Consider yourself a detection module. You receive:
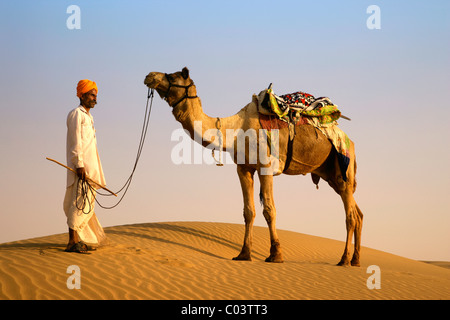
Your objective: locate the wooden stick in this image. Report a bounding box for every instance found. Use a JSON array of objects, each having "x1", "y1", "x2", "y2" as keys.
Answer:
[{"x1": 46, "y1": 157, "x2": 117, "y2": 197}]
